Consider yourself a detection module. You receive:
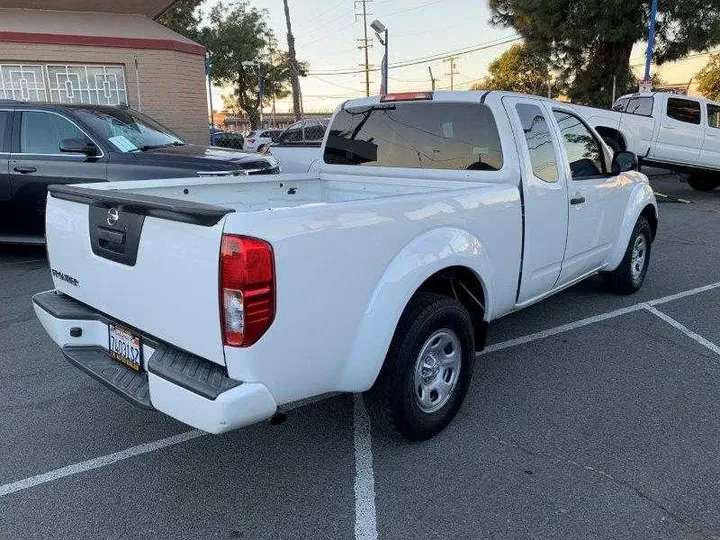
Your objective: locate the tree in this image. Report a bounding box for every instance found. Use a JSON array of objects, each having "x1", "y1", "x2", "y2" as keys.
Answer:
[
  {"x1": 201, "y1": 3, "x2": 306, "y2": 129},
  {"x1": 489, "y1": 0, "x2": 720, "y2": 106},
  {"x1": 471, "y1": 43, "x2": 549, "y2": 95},
  {"x1": 156, "y1": 0, "x2": 203, "y2": 40},
  {"x1": 697, "y1": 53, "x2": 720, "y2": 100}
]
